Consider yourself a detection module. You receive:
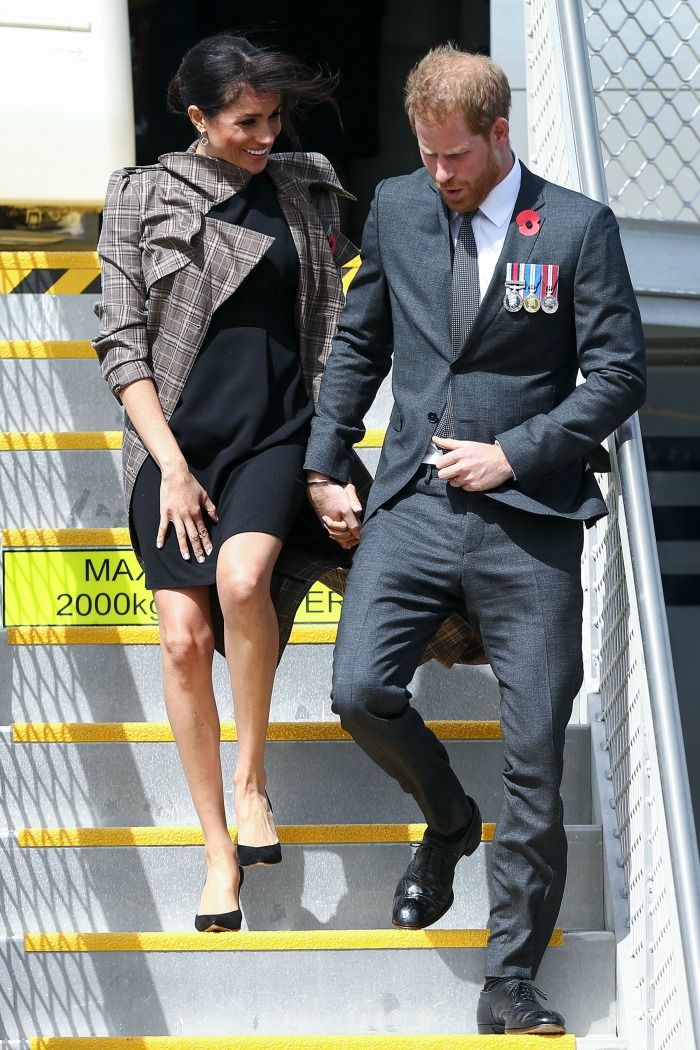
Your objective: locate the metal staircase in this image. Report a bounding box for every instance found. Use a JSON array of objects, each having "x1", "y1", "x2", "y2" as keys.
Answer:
[
  {"x1": 0, "y1": 1, "x2": 698, "y2": 1047},
  {"x1": 0, "y1": 263, "x2": 615, "y2": 1045}
]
